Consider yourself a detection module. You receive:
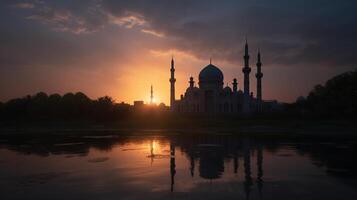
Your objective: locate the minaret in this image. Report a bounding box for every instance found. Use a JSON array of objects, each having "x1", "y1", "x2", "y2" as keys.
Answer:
[
  {"x1": 256, "y1": 49, "x2": 263, "y2": 112},
  {"x1": 242, "y1": 38, "x2": 251, "y2": 113},
  {"x1": 170, "y1": 57, "x2": 176, "y2": 110},
  {"x1": 189, "y1": 76, "x2": 194, "y2": 88},
  {"x1": 150, "y1": 84, "x2": 154, "y2": 104},
  {"x1": 232, "y1": 78, "x2": 238, "y2": 93}
]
